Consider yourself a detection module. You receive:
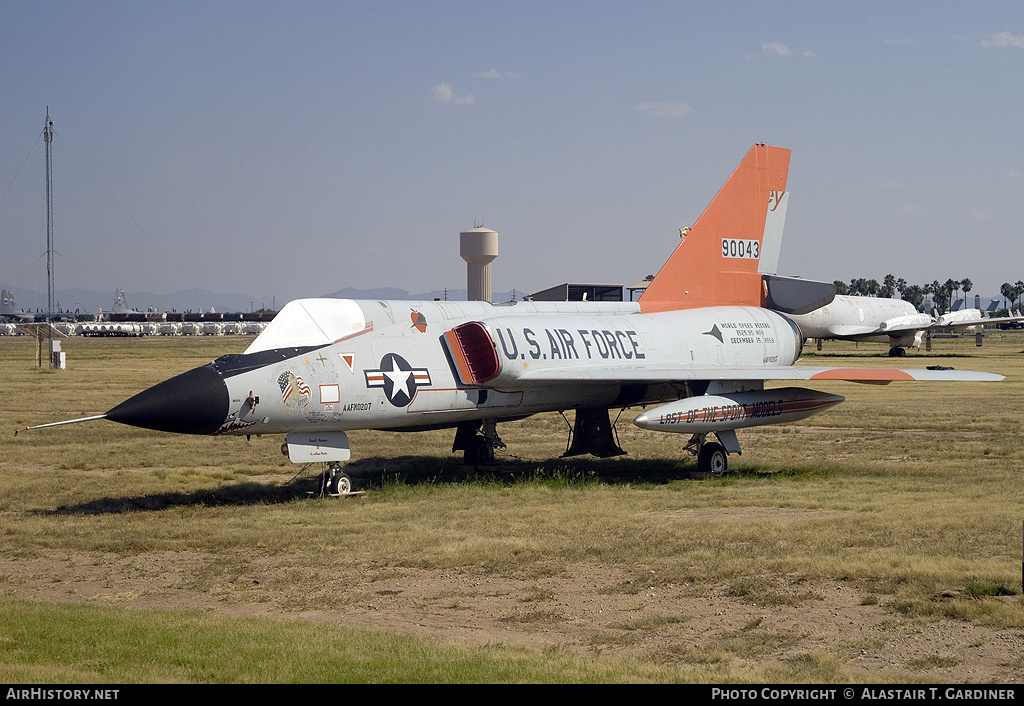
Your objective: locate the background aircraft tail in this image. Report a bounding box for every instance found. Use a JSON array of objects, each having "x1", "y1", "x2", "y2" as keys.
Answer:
[{"x1": 639, "y1": 144, "x2": 791, "y2": 313}]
